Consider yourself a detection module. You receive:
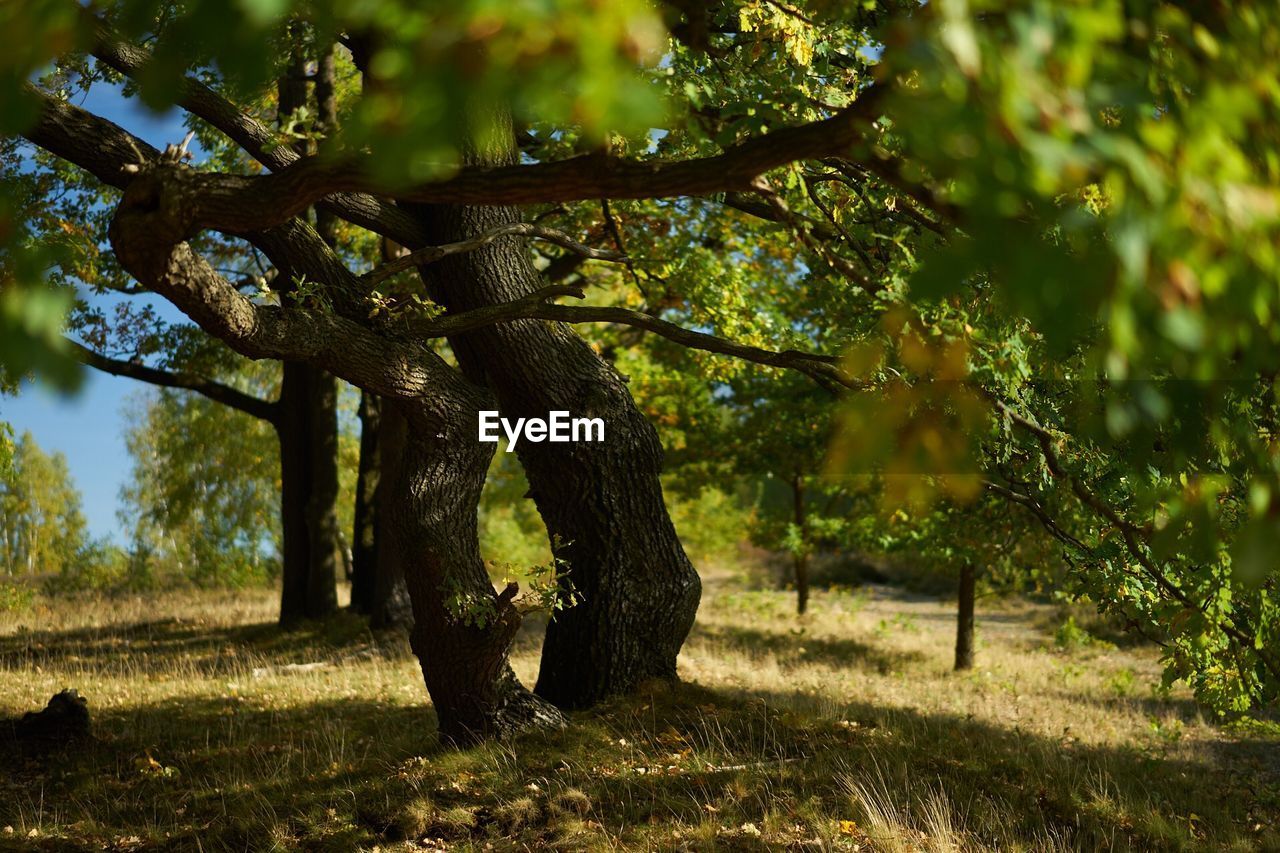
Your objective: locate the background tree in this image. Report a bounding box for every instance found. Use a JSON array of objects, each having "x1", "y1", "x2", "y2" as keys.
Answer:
[
  {"x1": 0, "y1": 431, "x2": 87, "y2": 577},
  {"x1": 120, "y1": 381, "x2": 283, "y2": 589}
]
